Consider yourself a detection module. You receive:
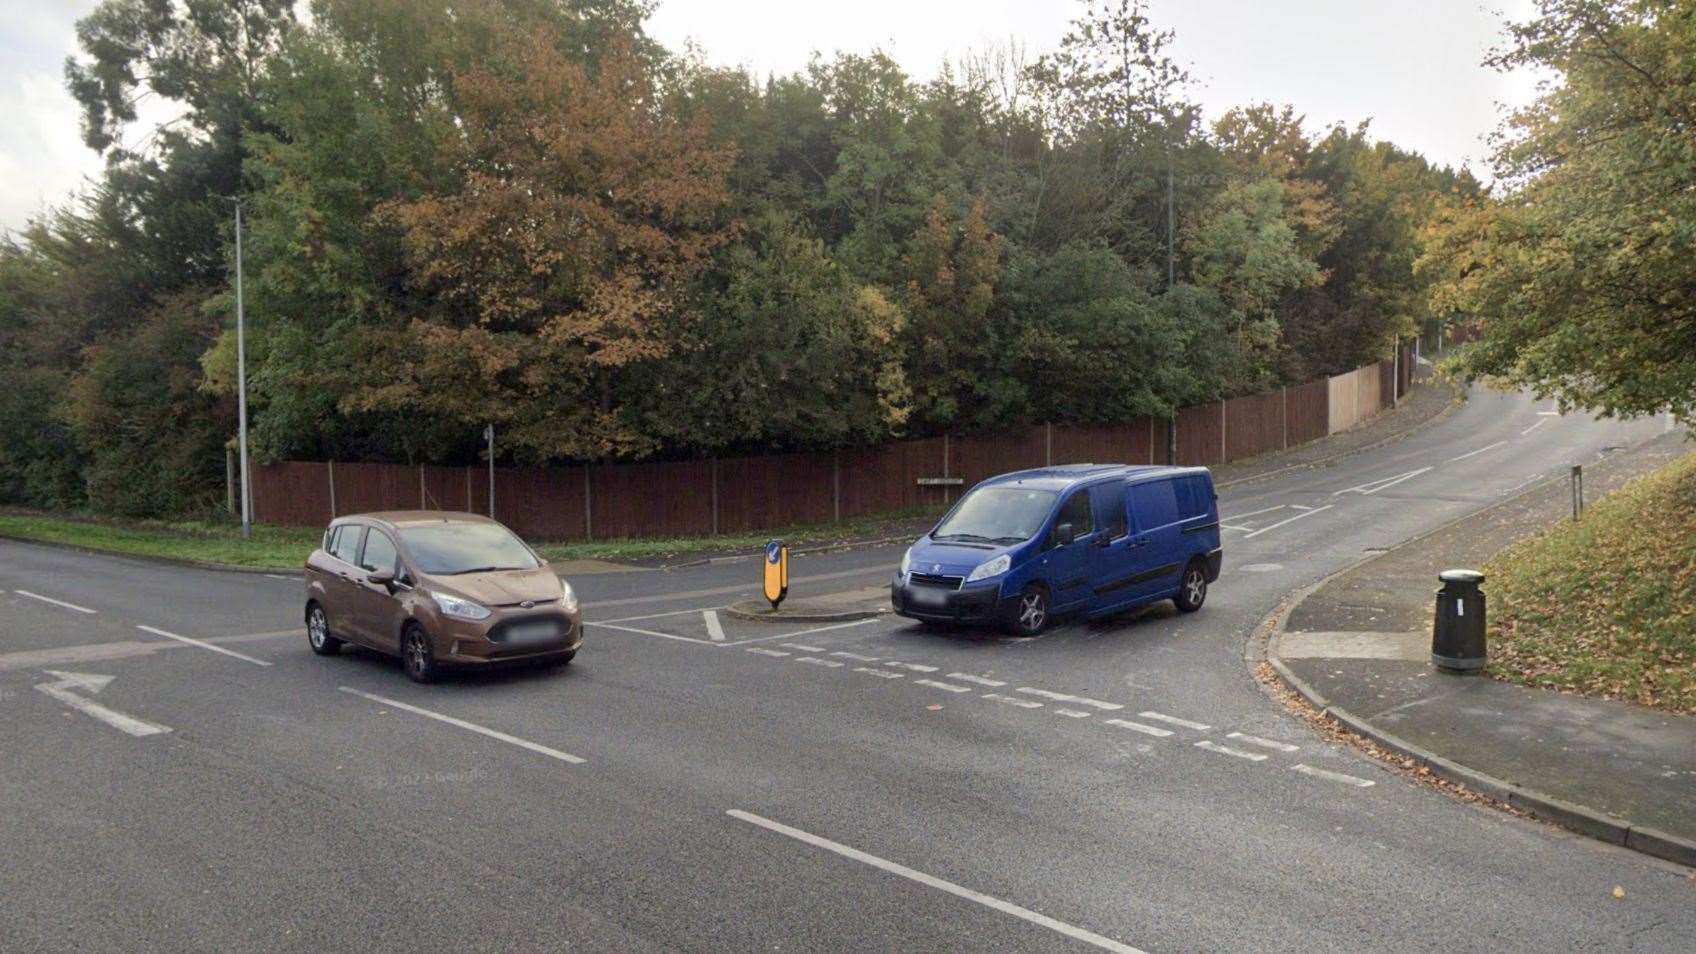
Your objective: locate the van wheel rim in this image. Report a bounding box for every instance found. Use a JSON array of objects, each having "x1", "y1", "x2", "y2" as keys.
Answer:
[
  {"x1": 1185, "y1": 571, "x2": 1206, "y2": 604},
  {"x1": 1019, "y1": 593, "x2": 1045, "y2": 631},
  {"x1": 406, "y1": 633, "x2": 428, "y2": 674},
  {"x1": 308, "y1": 609, "x2": 327, "y2": 648}
]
